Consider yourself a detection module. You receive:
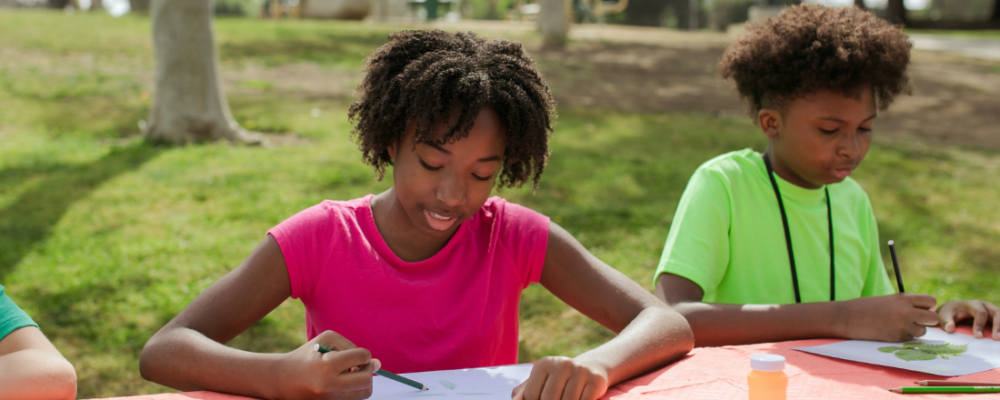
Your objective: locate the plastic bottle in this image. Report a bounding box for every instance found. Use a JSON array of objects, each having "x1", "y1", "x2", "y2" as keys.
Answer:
[{"x1": 748, "y1": 354, "x2": 788, "y2": 400}]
